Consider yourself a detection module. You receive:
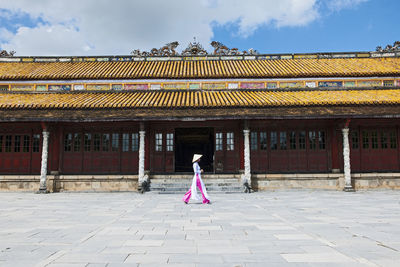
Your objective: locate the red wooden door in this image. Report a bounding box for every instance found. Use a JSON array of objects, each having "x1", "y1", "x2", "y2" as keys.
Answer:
[
  {"x1": 307, "y1": 130, "x2": 329, "y2": 171},
  {"x1": 250, "y1": 129, "x2": 329, "y2": 173},
  {"x1": 0, "y1": 133, "x2": 38, "y2": 174},
  {"x1": 359, "y1": 128, "x2": 399, "y2": 171},
  {"x1": 165, "y1": 133, "x2": 175, "y2": 173},
  {"x1": 62, "y1": 133, "x2": 83, "y2": 174},
  {"x1": 349, "y1": 129, "x2": 361, "y2": 171},
  {"x1": 250, "y1": 131, "x2": 268, "y2": 173},
  {"x1": 91, "y1": 133, "x2": 119, "y2": 173},
  {"x1": 120, "y1": 133, "x2": 139, "y2": 173},
  {"x1": 30, "y1": 133, "x2": 42, "y2": 174},
  {"x1": 213, "y1": 129, "x2": 239, "y2": 173},
  {"x1": 151, "y1": 131, "x2": 165, "y2": 173},
  {"x1": 224, "y1": 131, "x2": 239, "y2": 172},
  {"x1": 150, "y1": 130, "x2": 175, "y2": 173},
  {"x1": 214, "y1": 131, "x2": 224, "y2": 173},
  {"x1": 269, "y1": 131, "x2": 289, "y2": 172},
  {"x1": 62, "y1": 131, "x2": 122, "y2": 174}
]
